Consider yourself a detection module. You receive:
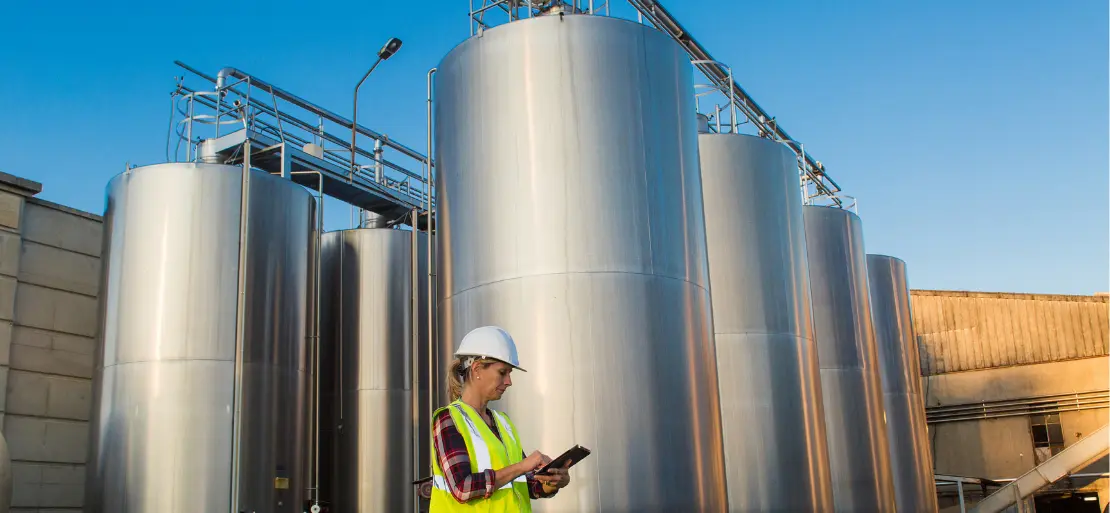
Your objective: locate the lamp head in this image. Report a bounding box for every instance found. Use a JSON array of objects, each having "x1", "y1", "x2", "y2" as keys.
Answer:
[{"x1": 378, "y1": 37, "x2": 403, "y2": 60}]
